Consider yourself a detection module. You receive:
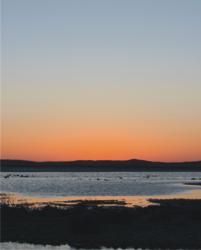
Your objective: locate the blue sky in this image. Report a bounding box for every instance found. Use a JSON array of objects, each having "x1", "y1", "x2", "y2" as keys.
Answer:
[{"x1": 2, "y1": 0, "x2": 201, "y2": 161}]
